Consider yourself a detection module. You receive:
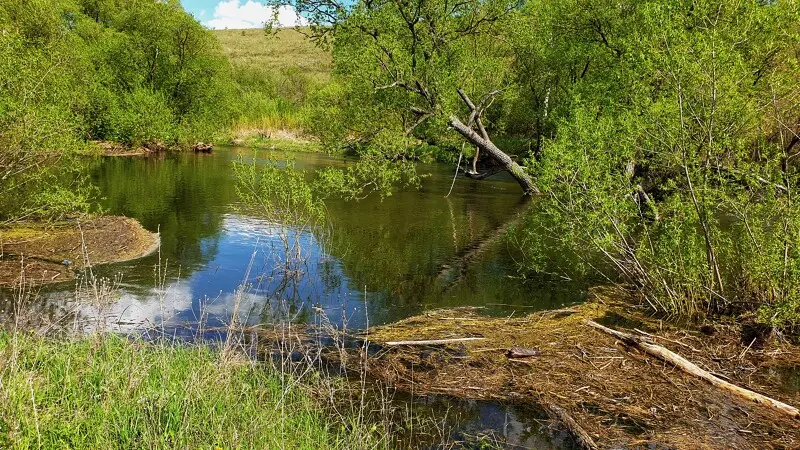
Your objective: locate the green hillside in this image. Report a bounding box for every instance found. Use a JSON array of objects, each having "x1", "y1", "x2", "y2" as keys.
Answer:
[{"x1": 213, "y1": 28, "x2": 331, "y2": 82}]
